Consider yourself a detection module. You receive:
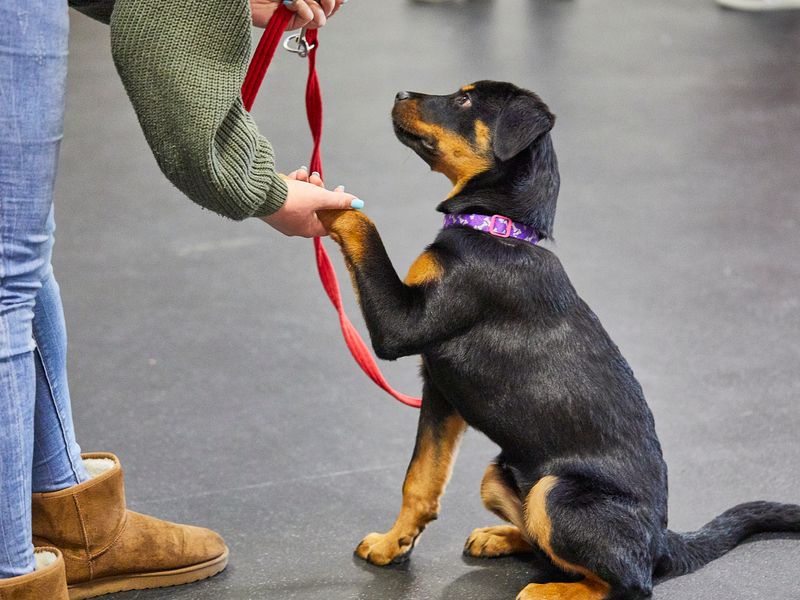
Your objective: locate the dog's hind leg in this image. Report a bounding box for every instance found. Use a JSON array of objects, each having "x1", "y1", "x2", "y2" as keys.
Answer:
[
  {"x1": 464, "y1": 462, "x2": 535, "y2": 558},
  {"x1": 355, "y1": 382, "x2": 466, "y2": 566},
  {"x1": 518, "y1": 476, "x2": 655, "y2": 600}
]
